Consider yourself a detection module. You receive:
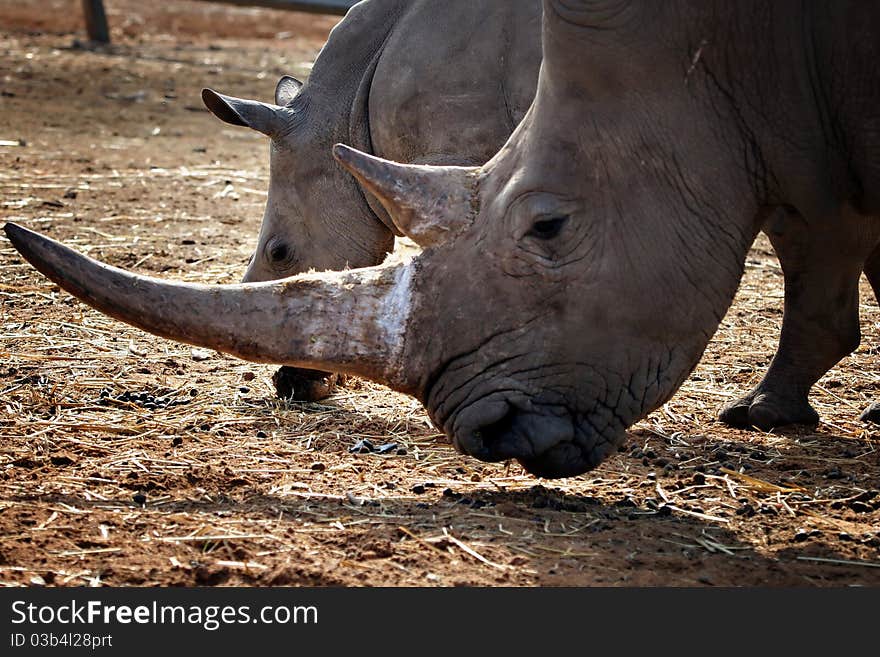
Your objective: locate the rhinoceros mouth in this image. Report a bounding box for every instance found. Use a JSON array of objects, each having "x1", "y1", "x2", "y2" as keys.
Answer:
[{"x1": 446, "y1": 395, "x2": 625, "y2": 478}]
